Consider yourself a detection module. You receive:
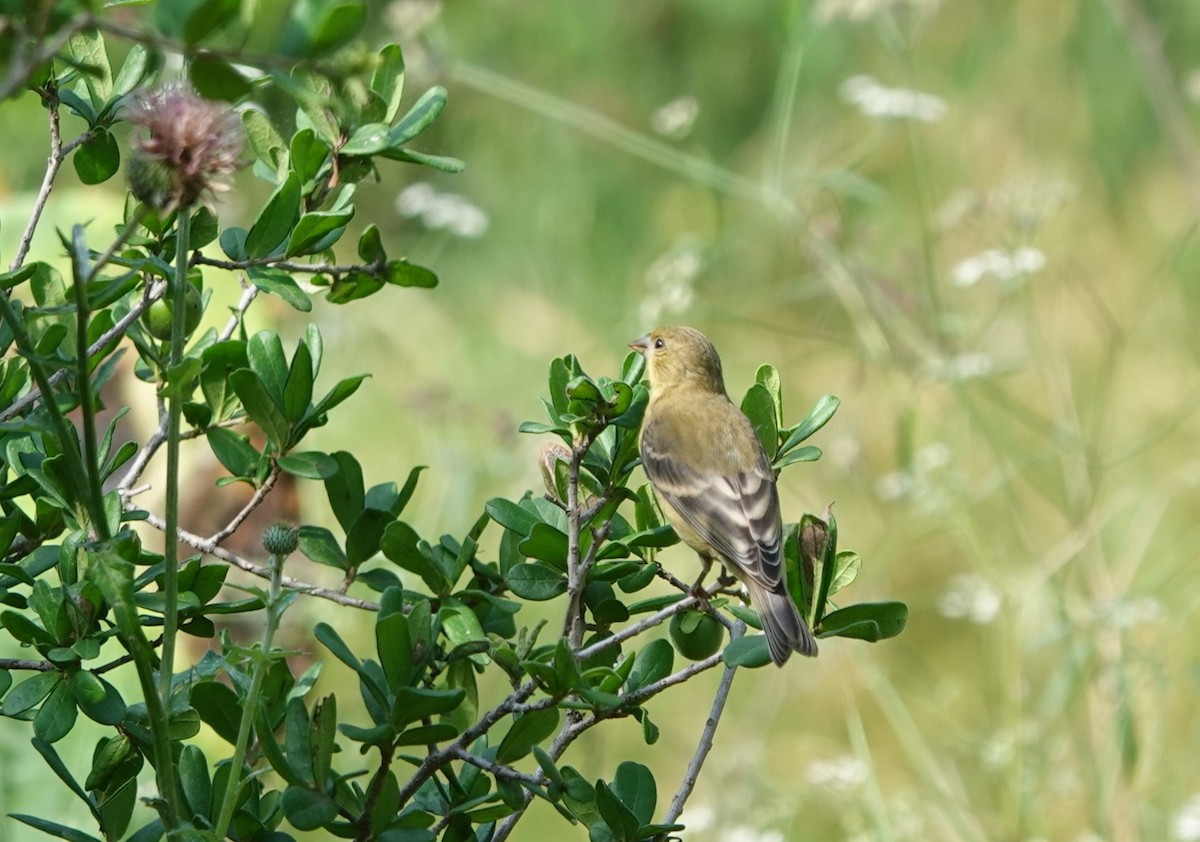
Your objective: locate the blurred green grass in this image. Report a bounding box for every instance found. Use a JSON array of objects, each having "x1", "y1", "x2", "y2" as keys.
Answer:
[{"x1": 6, "y1": 0, "x2": 1200, "y2": 839}]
